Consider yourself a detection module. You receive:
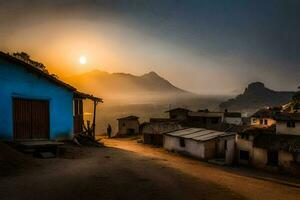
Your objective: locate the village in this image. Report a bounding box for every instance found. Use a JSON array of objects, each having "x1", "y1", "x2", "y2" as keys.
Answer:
[{"x1": 1, "y1": 51, "x2": 300, "y2": 200}]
